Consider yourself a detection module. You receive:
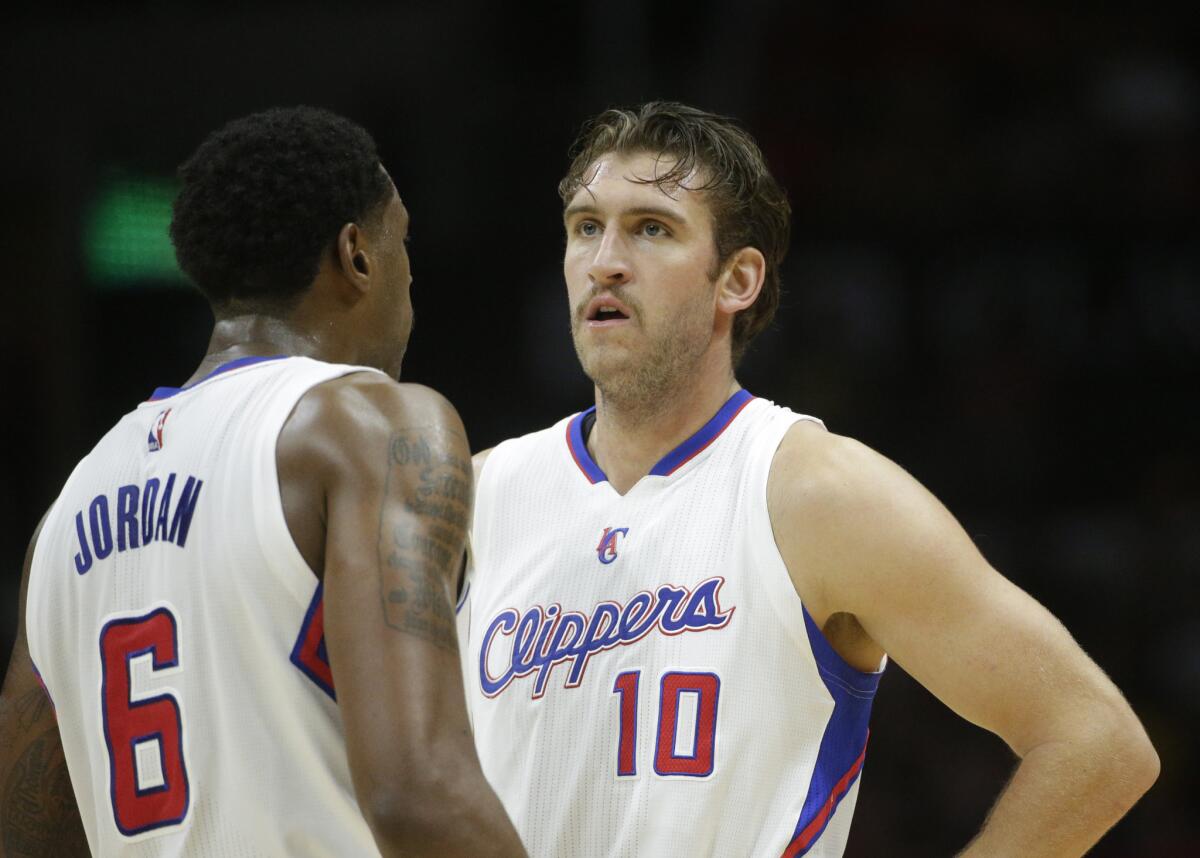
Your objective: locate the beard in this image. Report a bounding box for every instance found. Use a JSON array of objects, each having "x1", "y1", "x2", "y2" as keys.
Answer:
[{"x1": 571, "y1": 286, "x2": 715, "y2": 416}]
